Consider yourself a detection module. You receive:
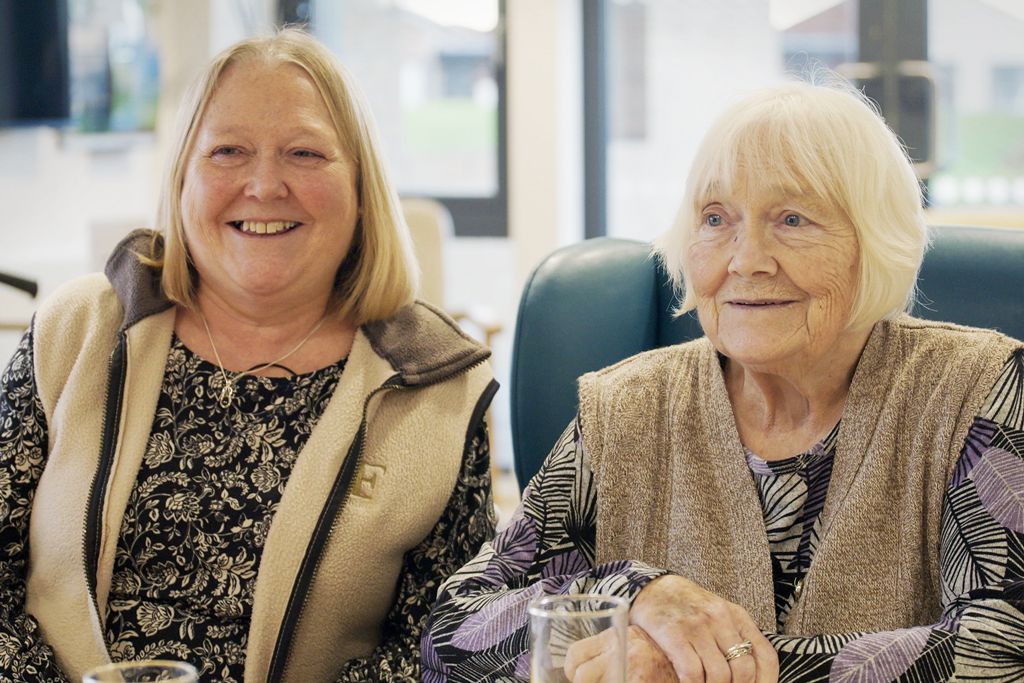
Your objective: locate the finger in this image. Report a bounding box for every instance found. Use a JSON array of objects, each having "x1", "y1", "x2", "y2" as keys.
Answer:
[
  {"x1": 751, "y1": 640, "x2": 779, "y2": 683},
  {"x1": 662, "y1": 640, "x2": 706, "y2": 683},
  {"x1": 627, "y1": 627, "x2": 680, "y2": 682},
  {"x1": 597, "y1": 624, "x2": 629, "y2": 678},
  {"x1": 724, "y1": 639, "x2": 757, "y2": 683},
  {"x1": 711, "y1": 625, "x2": 756, "y2": 683},
  {"x1": 565, "y1": 633, "x2": 606, "y2": 679},
  {"x1": 572, "y1": 650, "x2": 612, "y2": 683},
  {"x1": 690, "y1": 631, "x2": 732, "y2": 683},
  {"x1": 730, "y1": 606, "x2": 778, "y2": 683},
  {"x1": 740, "y1": 627, "x2": 778, "y2": 683}
]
